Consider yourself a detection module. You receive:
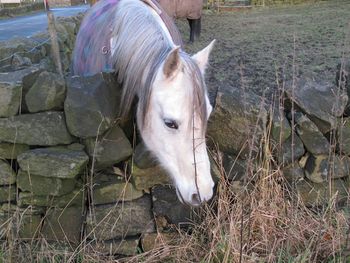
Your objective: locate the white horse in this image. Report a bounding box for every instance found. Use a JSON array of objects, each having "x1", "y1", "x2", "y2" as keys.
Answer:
[{"x1": 72, "y1": 0, "x2": 215, "y2": 206}]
